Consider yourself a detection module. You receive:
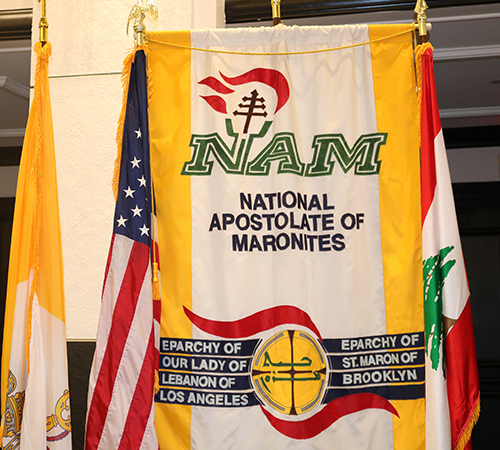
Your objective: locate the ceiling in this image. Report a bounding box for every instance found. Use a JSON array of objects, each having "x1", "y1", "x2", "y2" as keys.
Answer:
[{"x1": 1, "y1": 2, "x2": 499, "y2": 151}]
